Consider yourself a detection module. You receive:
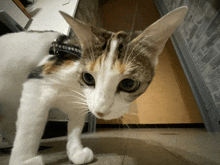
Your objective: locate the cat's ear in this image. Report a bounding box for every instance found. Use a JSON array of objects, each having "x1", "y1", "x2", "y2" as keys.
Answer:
[
  {"x1": 59, "y1": 11, "x2": 110, "y2": 49},
  {"x1": 130, "y1": 6, "x2": 188, "y2": 68}
]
